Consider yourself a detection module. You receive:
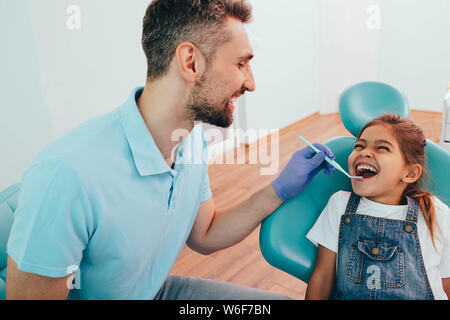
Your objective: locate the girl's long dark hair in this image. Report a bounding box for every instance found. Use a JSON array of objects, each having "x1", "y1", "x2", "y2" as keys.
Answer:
[{"x1": 358, "y1": 113, "x2": 441, "y2": 249}]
